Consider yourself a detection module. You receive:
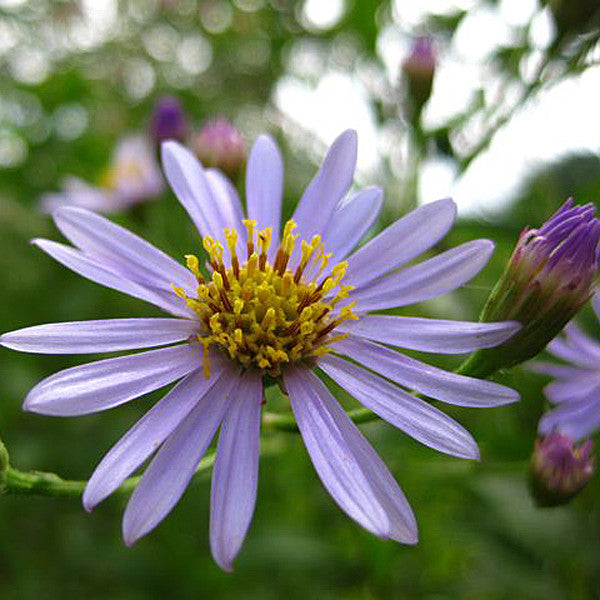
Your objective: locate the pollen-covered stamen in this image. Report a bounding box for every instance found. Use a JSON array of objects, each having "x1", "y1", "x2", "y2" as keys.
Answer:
[
  {"x1": 185, "y1": 254, "x2": 205, "y2": 284},
  {"x1": 273, "y1": 221, "x2": 297, "y2": 276},
  {"x1": 225, "y1": 228, "x2": 240, "y2": 280},
  {"x1": 244, "y1": 219, "x2": 256, "y2": 259},
  {"x1": 295, "y1": 234, "x2": 321, "y2": 283},
  {"x1": 258, "y1": 228, "x2": 271, "y2": 271},
  {"x1": 178, "y1": 219, "x2": 359, "y2": 377}
]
